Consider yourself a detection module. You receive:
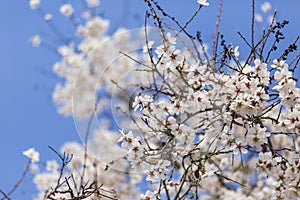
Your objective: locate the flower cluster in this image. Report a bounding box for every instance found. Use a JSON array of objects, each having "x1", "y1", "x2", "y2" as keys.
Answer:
[{"x1": 31, "y1": 128, "x2": 140, "y2": 199}]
